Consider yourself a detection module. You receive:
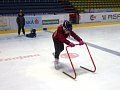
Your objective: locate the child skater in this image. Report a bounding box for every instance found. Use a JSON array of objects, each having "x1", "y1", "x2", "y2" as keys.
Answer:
[{"x1": 52, "y1": 20, "x2": 84, "y2": 70}]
